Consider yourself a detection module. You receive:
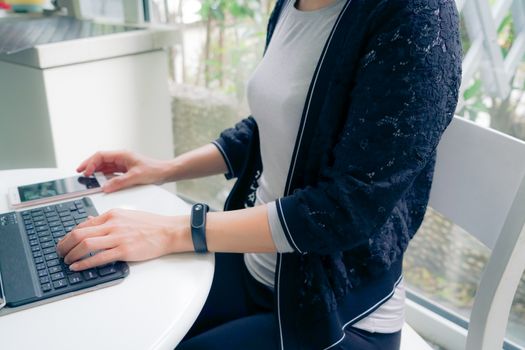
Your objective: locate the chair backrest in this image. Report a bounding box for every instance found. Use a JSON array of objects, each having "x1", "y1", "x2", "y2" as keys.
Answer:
[{"x1": 427, "y1": 116, "x2": 525, "y2": 350}]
